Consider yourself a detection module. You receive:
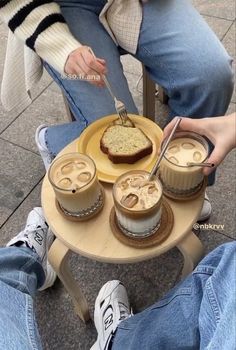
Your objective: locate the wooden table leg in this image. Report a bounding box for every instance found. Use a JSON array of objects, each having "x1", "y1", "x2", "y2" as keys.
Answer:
[
  {"x1": 177, "y1": 231, "x2": 204, "y2": 279},
  {"x1": 48, "y1": 238, "x2": 90, "y2": 322}
]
